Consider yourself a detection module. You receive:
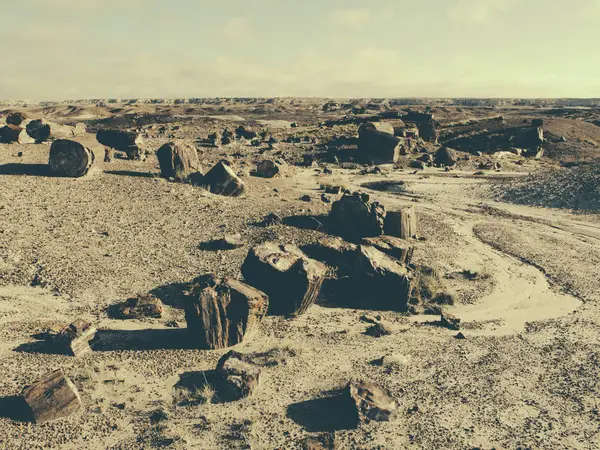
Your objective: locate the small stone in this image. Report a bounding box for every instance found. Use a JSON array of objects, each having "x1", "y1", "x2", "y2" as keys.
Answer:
[
  {"x1": 321, "y1": 194, "x2": 331, "y2": 203},
  {"x1": 300, "y1": 194, "x2": 312, "y2": 202},
  {"x1": 345, "y1": 379, "x2": 397, "y2": 422},
  {"x1": 216, "y1": 351, "x2": 262, "y2": 401},
  {"x1": 54, "y1": 319, "x2": 97, "y2": 357},
  {"x1": 455, "y1": 332, "x2": 466, "y2": 339},
  {"x1": 441, "y1": 312, "x2": 461, "y2": 330},
  {"x1": 366, "y1": 322, "x2": 392, "y2": 338},
  {"x1": 113, "y1": 294, "x2": 164, "y2": 319}
]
